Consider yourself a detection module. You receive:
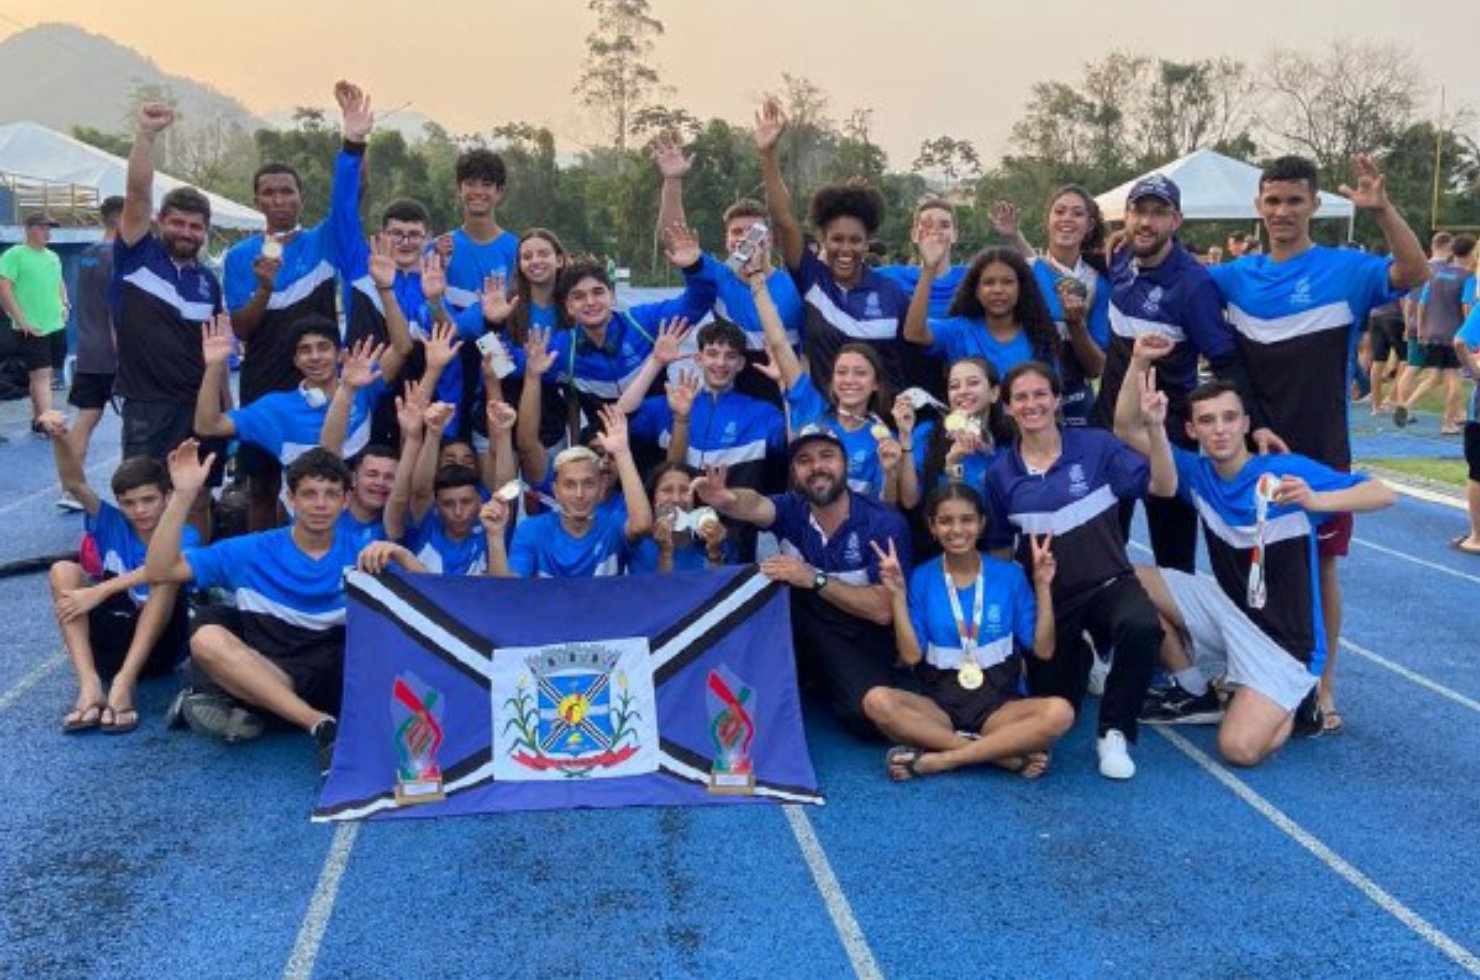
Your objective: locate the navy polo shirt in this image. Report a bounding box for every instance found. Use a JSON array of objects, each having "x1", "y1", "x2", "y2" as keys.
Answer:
[{"x1": 112, "y1": 233, "x2": 223, "y2": 403}]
